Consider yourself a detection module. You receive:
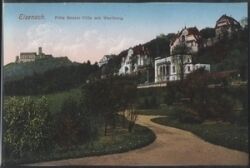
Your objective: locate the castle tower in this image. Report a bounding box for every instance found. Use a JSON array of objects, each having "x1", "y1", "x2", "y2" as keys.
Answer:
[{"x1": 38, "y1": 47, "x2": 42, "y2": 55}]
